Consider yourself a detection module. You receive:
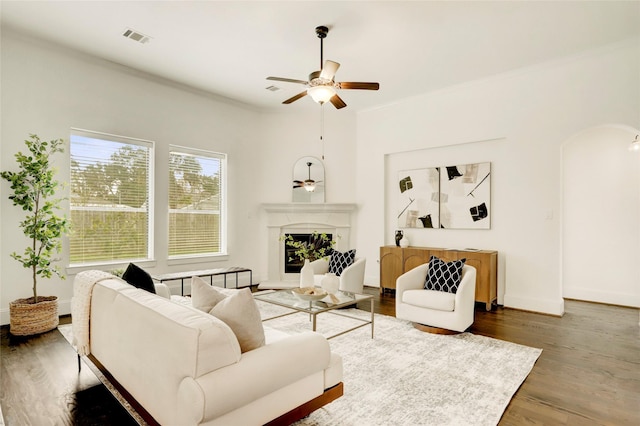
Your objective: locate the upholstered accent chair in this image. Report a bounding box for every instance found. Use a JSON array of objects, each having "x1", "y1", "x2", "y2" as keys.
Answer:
[
  {"x1": 396, "y1": 263, "x2": 477, "y2": 332},
  {"x1": 310, "y1": 257, "x2": 366, "y2": 294}
]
